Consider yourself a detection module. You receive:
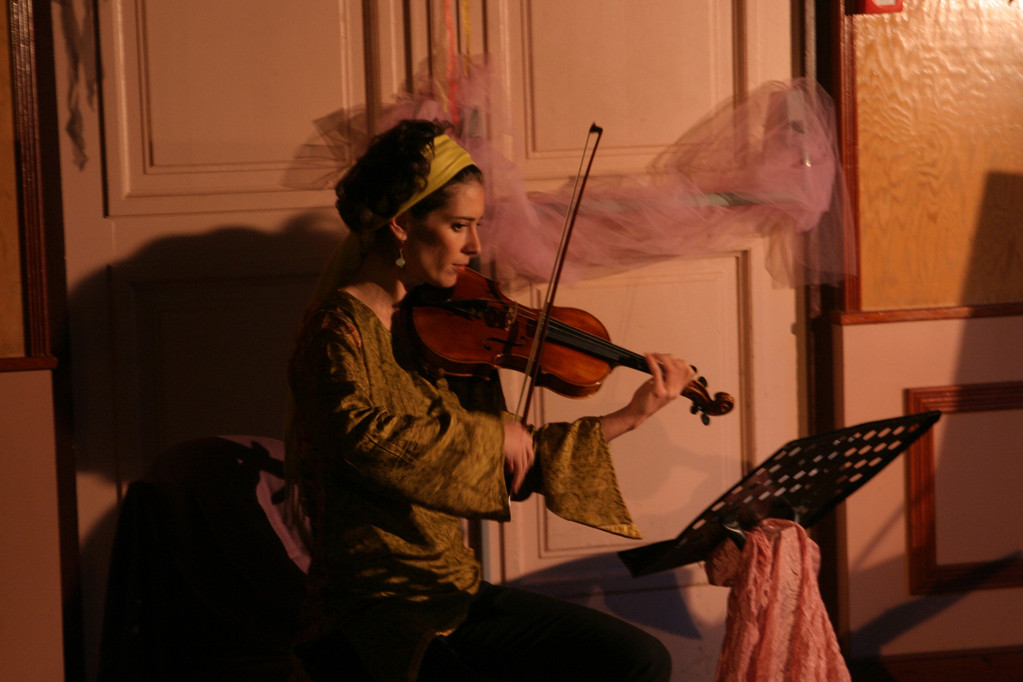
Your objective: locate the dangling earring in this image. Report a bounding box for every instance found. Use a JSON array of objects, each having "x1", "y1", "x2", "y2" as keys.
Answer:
[{"x1": 395, "y1": 241, "x2": 406, "y2": 269}]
